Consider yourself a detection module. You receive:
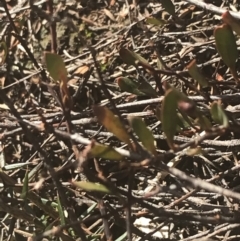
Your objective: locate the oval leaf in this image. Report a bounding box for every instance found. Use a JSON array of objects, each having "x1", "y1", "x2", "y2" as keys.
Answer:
[
  {"x1": 117, "y1": 77, "x2": 157, "y2": 97},
  {"x1": 44, "y1": 52, "x2": 68, "y2": 83},
  {"x1": 72, "y1": 181, "x2": 111, "y2": 194},
  {"x1": 117, "y1": 77, "x2": 145, "y2": 96},
  {"x1": 161, "y1": 89, "x2": 178, "y2": 150},
  {"x1": 210, "y1": 102, "x2": 229, "y2": 127},
  {"x1": 214, "y1": 24, "x2": 238, "y2": 70},
  {"x1": 146, "y1": 17, "x2": 166, "y2": 26},
  {"x1": 93, "y1": 106, "x2": 131, "y2": 145},
  {"x1": 128, "y1": 116, "x2": 156, "y2": 155},
  {"x1": 187, "y1": 59, "x2": 209, "y2": 87},
  {"x1": 160, "y1": 0, "x2": 175, "y2": 16},
  {"x1": 119, "y1": 48, "x2": 152, "y2": 70},
  {"x1": 161, "y1": 87, "x2": 197, "y2": 150}
]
